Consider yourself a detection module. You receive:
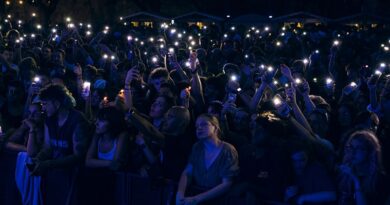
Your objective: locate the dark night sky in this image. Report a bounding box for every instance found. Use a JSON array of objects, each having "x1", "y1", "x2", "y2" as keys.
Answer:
[{"x1": 2, "y1": 0, "x2": 390, "y2": 23}]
